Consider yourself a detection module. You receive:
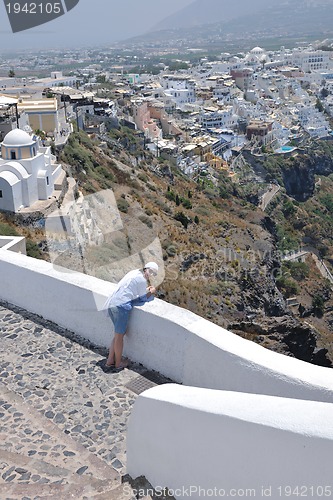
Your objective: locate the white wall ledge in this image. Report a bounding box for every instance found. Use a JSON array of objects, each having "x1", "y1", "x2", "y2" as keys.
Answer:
[
  {"x1": 2, "y1": 251, "x2": 333, "y2": 498},
  {"x1": 127, "y1": 385, "x2": 333, "y2": 500},
  {"x1": 0, "y1": 236, "x2": 26, "y2": 253}
]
